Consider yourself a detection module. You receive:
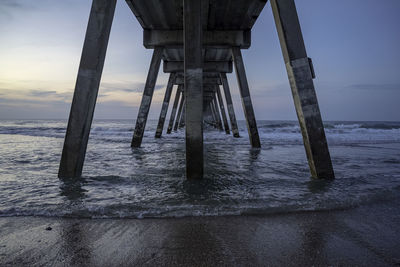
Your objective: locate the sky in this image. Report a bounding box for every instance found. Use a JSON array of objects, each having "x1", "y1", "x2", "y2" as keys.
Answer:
[{"x1": 0, "y1": 0, "x2": 399, "y2": 121}]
